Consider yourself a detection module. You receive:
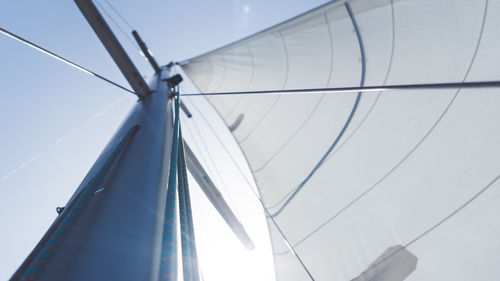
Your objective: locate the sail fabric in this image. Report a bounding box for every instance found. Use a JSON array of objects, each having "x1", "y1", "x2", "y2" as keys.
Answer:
[{"x1": 181, "y1": 0, "x2": 500, "y2": 280}]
